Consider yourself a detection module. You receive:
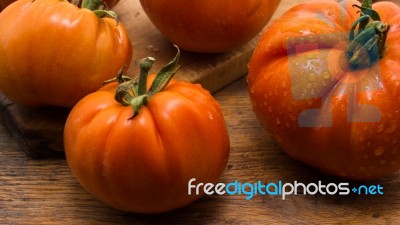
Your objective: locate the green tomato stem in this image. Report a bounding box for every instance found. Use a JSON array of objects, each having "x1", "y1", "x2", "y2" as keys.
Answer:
[
  {"x1": 112, "y1": 45, "x2": 181, "y2": 118},
  {"x1": 81, "y1": 0, "x2": 118, "y2": 20},
  {"x1": 148, "y1": 49, "x2": 180, "y2": 97},
  {"x1": 81, "y1": 0, "x2": 102, "y2": 10},
  {"x1": 346, "y1": 0, "x2": 389, "y2": 70},
  {"x1": 138, "y1": 57, "x2": 156, "y2": 96}
]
